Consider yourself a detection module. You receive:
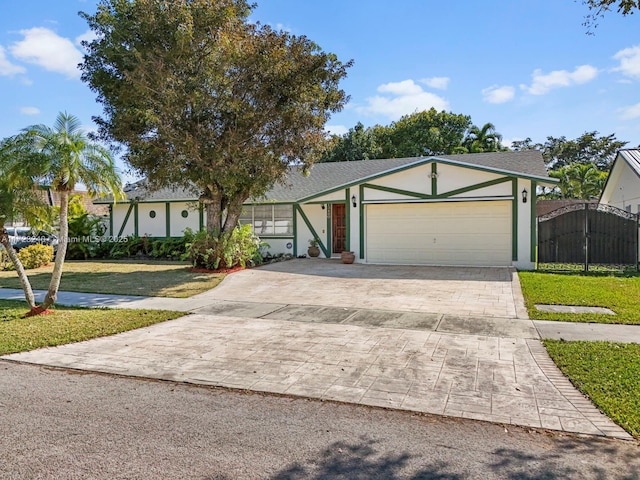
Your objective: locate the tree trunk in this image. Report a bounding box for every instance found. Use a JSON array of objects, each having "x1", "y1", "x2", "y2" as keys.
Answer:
[
  {"x1": 0, "y1": 232, "x2": 36, "y2": 308},
  {"x1": 41, "y1": 190, "x2": 69, "y2": 310},
  {"x1": 203, "y1": 190, "x2": 224, "y2": 236},
  {"x1": 222, "y1": 196, "x2": 246, "y2": 234}
]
